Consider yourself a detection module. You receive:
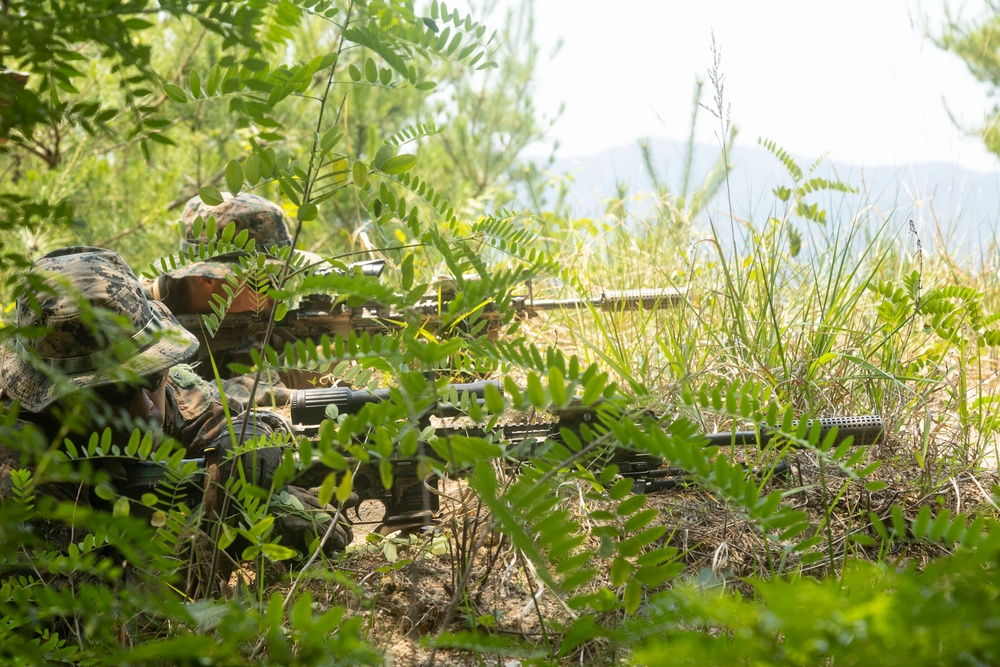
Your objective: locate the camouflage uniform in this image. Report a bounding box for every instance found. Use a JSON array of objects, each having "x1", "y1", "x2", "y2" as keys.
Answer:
[
  {"x1": 147, "y1": 193, "x2": 325, "y2": 406},
  {"x1": 0, "y1": 247, "x2": 351, "y2": 560},
  {"x1": 0, "y1": 365, "x2": 243, "y2": 498},
  {"x1": 152, "y1": 276, "x2": 294, "y2": 408}
]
